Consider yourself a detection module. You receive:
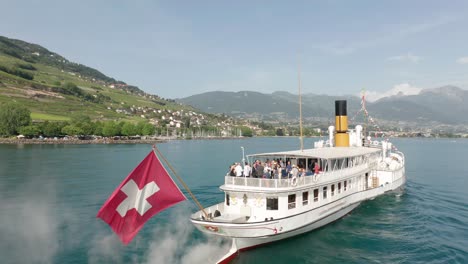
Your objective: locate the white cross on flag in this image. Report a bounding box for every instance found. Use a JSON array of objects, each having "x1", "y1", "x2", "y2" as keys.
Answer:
[{"x1": 97, "y1": 150, "x2": 186, "y2": 244}]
